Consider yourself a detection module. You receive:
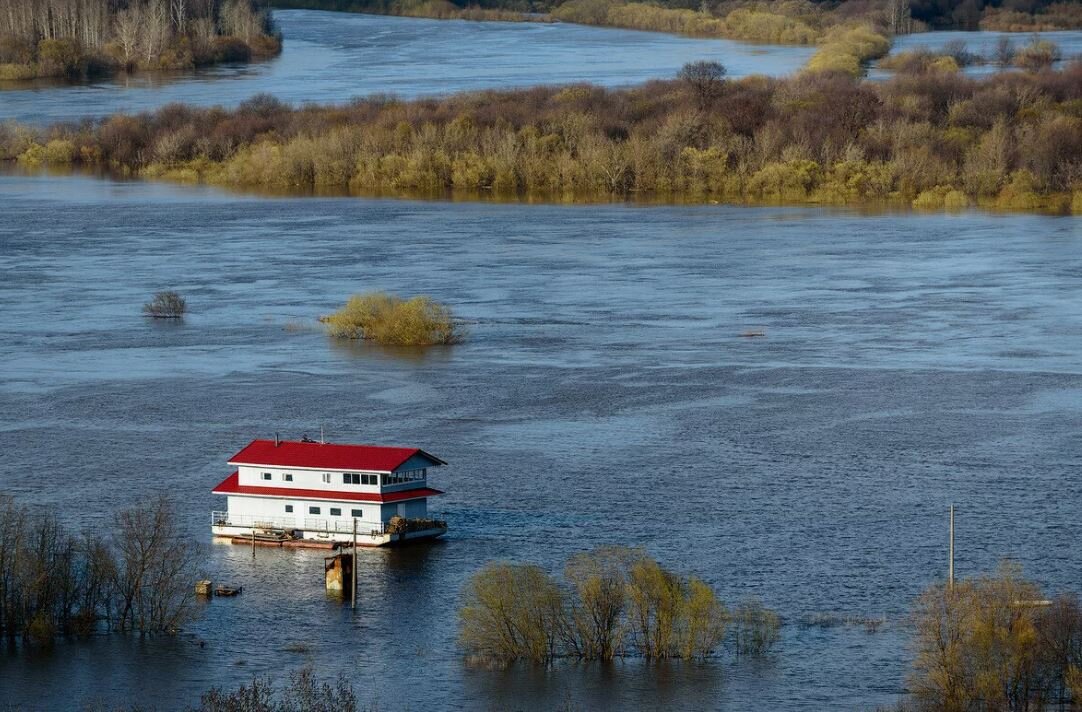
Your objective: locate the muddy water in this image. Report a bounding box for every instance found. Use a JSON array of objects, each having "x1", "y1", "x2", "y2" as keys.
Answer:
[{"x1": 0, "y1": 173, "x2": 1079, "y2": 709}]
